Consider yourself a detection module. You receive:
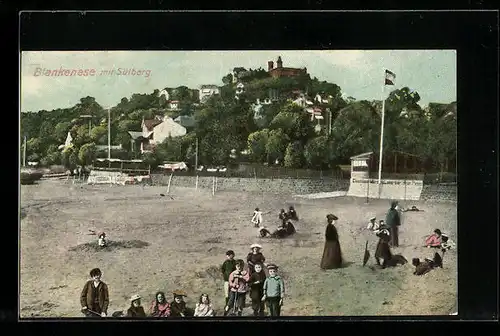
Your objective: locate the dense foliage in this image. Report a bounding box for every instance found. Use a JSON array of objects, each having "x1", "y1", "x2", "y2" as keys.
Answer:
[{"x1": 21, "y1": 69, "x2": 456, "y2": 173}]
